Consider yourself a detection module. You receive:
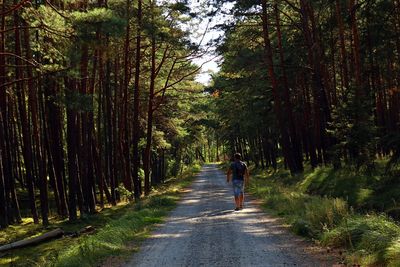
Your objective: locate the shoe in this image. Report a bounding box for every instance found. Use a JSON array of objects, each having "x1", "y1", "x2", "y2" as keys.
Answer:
[
  {"x1": 234, "y1": 207, "x2": 240, "y2": 211},
  {"x1": 239, "y1": 206, "x2": 243, "y2": 210}
]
